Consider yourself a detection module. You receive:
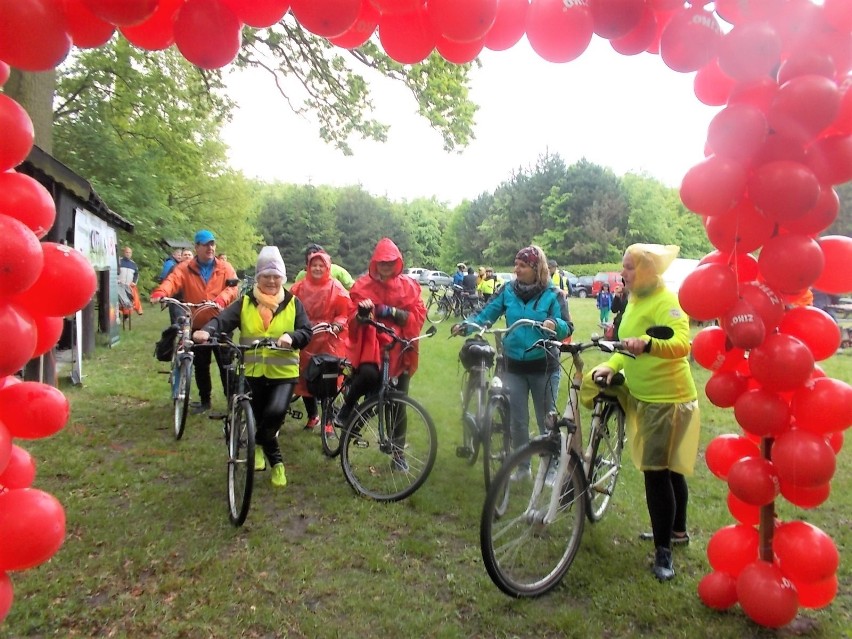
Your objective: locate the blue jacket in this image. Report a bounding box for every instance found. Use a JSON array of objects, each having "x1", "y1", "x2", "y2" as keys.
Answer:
[{"x1": 468, "y1": 282, "x2": 572, "y2": 364}]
